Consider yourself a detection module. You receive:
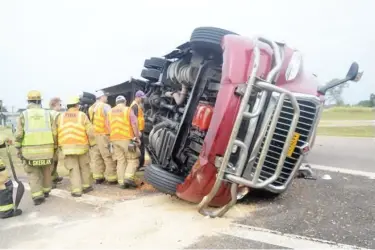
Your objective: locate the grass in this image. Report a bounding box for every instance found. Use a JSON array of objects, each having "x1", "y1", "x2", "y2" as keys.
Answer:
[
  {"x1": 317, "y1": 126, "x2": 375, "y2": 138},
  {"x1": 322, "y1": 106, "x2": 375, "y2": 120},
  {"x1": 318, "y1": 106, "x2": 375, "y2": 137}
]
